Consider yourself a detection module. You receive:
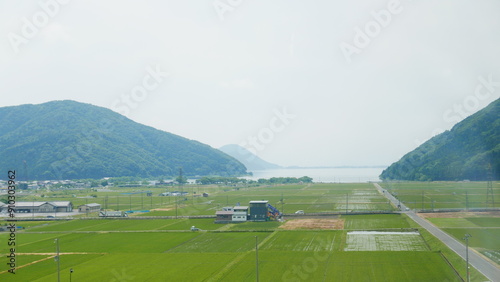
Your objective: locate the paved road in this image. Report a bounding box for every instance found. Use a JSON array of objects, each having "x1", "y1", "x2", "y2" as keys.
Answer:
[{"x1": 373, "y1": 183, "x2": 500, "y2": 282}]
